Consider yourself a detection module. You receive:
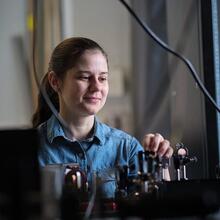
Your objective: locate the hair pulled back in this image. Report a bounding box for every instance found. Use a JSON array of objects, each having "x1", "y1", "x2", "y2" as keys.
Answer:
[{"x1": 32, "y1": 37, "x2": 108, "y2": 127}]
